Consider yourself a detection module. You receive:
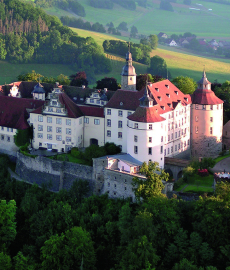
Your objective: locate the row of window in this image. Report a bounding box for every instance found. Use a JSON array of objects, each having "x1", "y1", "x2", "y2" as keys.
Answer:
[
  {"x1": 1, "y1": 127, "x2": 13, "y2": 132},
  {"x1": 47, "y1": 107, "x2": 62, "y2": 113},
  {"x1": 195, "y1": 116, "x2": 213, "y2": 122},
  {"x1": 1, "y1": 135, "x2": 10, "y2": 142},
  {"x1": 195, "y1": 126, "x2": 213, "y2": 134},
  {"x1": 107, "y1": 131, "x2": 122, "y2": 138},
  {"x1": 107, "y1": 120, "x2": 123, "y2": 128},
  {"x1": 38, "y1": 116, "x2": 71, "y2": 126},
  {"x1": 38, "y1": 133, "x2": 71, "y2": 141},
  {"x1": 195, "y1": 104, "x2": 222, "y2": 110},
  {"x1": 38, "y1": 126, "x2": 72, "y2": 134},
  {"x1": 164, "y1": 140, "x2": 190, "y2": 155},
  {"x1": 89, "y1": 99, "x2": 105, "y2": 105},
  {"x1": 133, "y1": 146, "x2": 163, "y2": 155},
  {"x1": 168, "y1": 118, "x2": 188, "y2": 131},
  {"x1": 167, "y1": 107, "x2": 187, "y2": 119},
  {"x1": 107, "y1": 109, "x2": 132, "y2": 117},
  {"x1": 167, "y1": 129, "x2": 188, "y2": 142}
]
